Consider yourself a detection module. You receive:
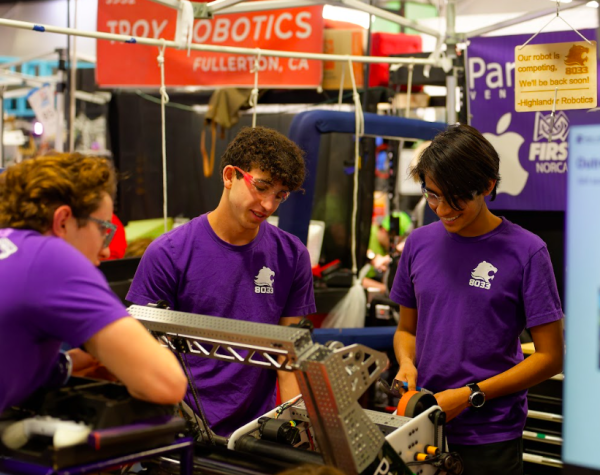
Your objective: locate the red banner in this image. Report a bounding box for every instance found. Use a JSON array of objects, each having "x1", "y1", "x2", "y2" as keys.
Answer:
[{"x1": 96, "y1": 0, "x2": 324, "y2": 87}]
